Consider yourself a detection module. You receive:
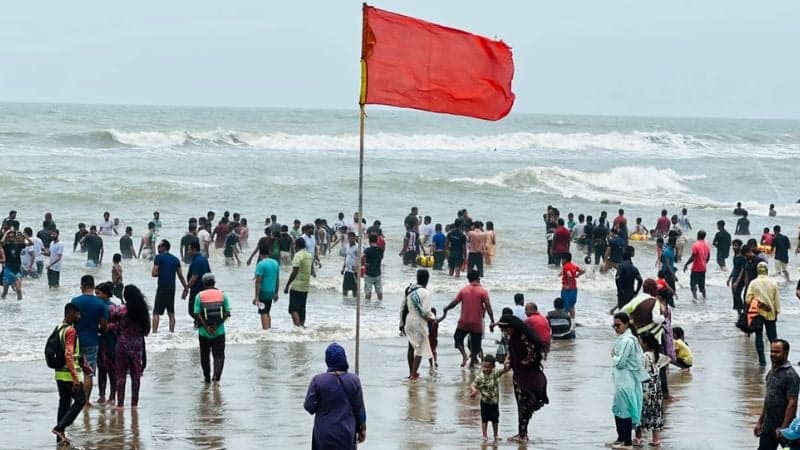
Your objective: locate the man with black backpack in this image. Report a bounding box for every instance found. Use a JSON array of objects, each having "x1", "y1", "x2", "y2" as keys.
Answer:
[{"x1": 49, "y1": 302, "x2": 86, "y2": 445}]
